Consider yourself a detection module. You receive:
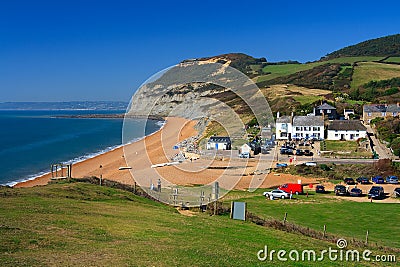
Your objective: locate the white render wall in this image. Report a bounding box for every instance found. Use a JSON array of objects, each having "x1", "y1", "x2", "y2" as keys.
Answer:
[
  {"x1": 327, "y1": 130, "x2": 367, "y2": 141},
  {"x1": 292, "y1": 125, "x2": 324, "y2": 140},
  {"x1": 276, "y1": 122, "x2": 292, "y2": 140}
]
